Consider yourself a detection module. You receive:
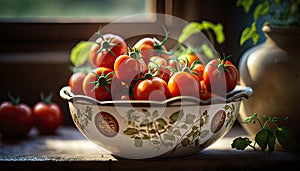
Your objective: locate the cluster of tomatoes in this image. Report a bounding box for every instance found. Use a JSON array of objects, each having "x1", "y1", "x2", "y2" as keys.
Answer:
[
  {"x1": 68, "y1": 29, "x2": 239, "y2": 102},
  {"x1": 0, "y1": 93, "x2": 63, "y2": 138}
]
